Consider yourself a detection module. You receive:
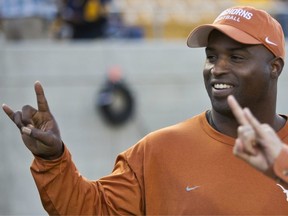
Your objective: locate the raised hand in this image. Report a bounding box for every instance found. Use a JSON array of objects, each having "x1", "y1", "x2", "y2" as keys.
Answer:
[
  {"x1": 227, "y1": 95, "x2": 283, "y2": 172},
  {"x1": 2, "y1": 81, "x2": 63, "y2": 160}
]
